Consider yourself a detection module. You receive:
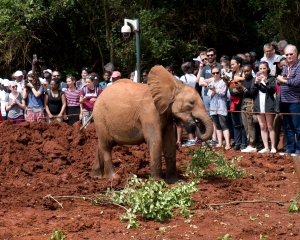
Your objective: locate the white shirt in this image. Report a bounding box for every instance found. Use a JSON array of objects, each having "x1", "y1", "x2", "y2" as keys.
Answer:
[
  {"x1": 260, "y1": 54, "x2": 280, "y2": 76},
  {"x1": 180, "y1": 74, "x2": 197, "y2": 87},
  {"x1": 0, "y1": 90, "x2": 7, "y2": 116},
  {"x1": 15, "y1": 80, "x2": 25, "y2": 92}
]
